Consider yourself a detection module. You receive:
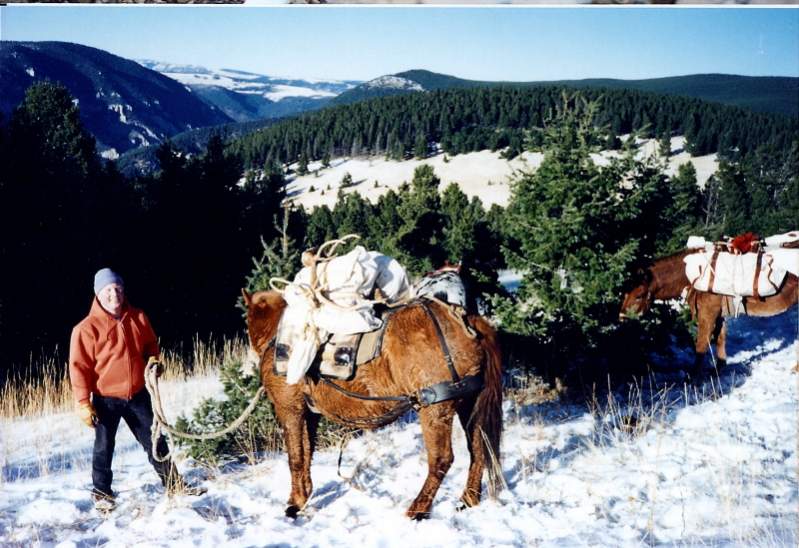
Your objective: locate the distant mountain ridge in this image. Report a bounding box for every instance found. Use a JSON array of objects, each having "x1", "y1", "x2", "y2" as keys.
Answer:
[
  {"x1": 137, "y1": 60, "x2": 360, "y2": 122},
  {"x1": 336, "y1": 70, "x2": 799, "y2": 117},
  {"x1": 0, "y1": 41, "x2": 232, "y2": 154}
]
